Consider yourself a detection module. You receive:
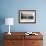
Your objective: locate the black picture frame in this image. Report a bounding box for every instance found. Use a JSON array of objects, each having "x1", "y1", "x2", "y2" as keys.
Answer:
[{"x1": 18, "y1": 10, "x2": 36, "y2": 24}]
